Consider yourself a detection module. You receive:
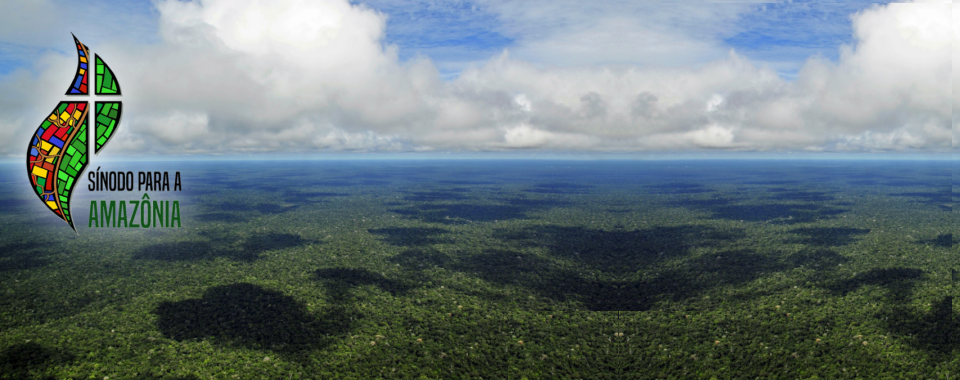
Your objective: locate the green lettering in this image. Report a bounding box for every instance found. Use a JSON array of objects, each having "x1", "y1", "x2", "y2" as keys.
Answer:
[
  {"x1": 141, "y1": 199, "x2": 151, "y2": 228},
  {"x1": 100, "y1": 201, "x2": 116, "y2": 228},
  {"x1": 153, "y1": 200, "x2": 164, "y2": 228},
  {"x1": 171, "y1": 201, "x2": 181, "y2": 228},
  {"x1": 88, "y1": 201, "x2": 98, "y2": 228},
  {"x1": 129, "y1": 200, "x2": 139, "y2": 228},
  {"x1": 117, "y1": 201, "x2": 128, "y2": 227}
]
